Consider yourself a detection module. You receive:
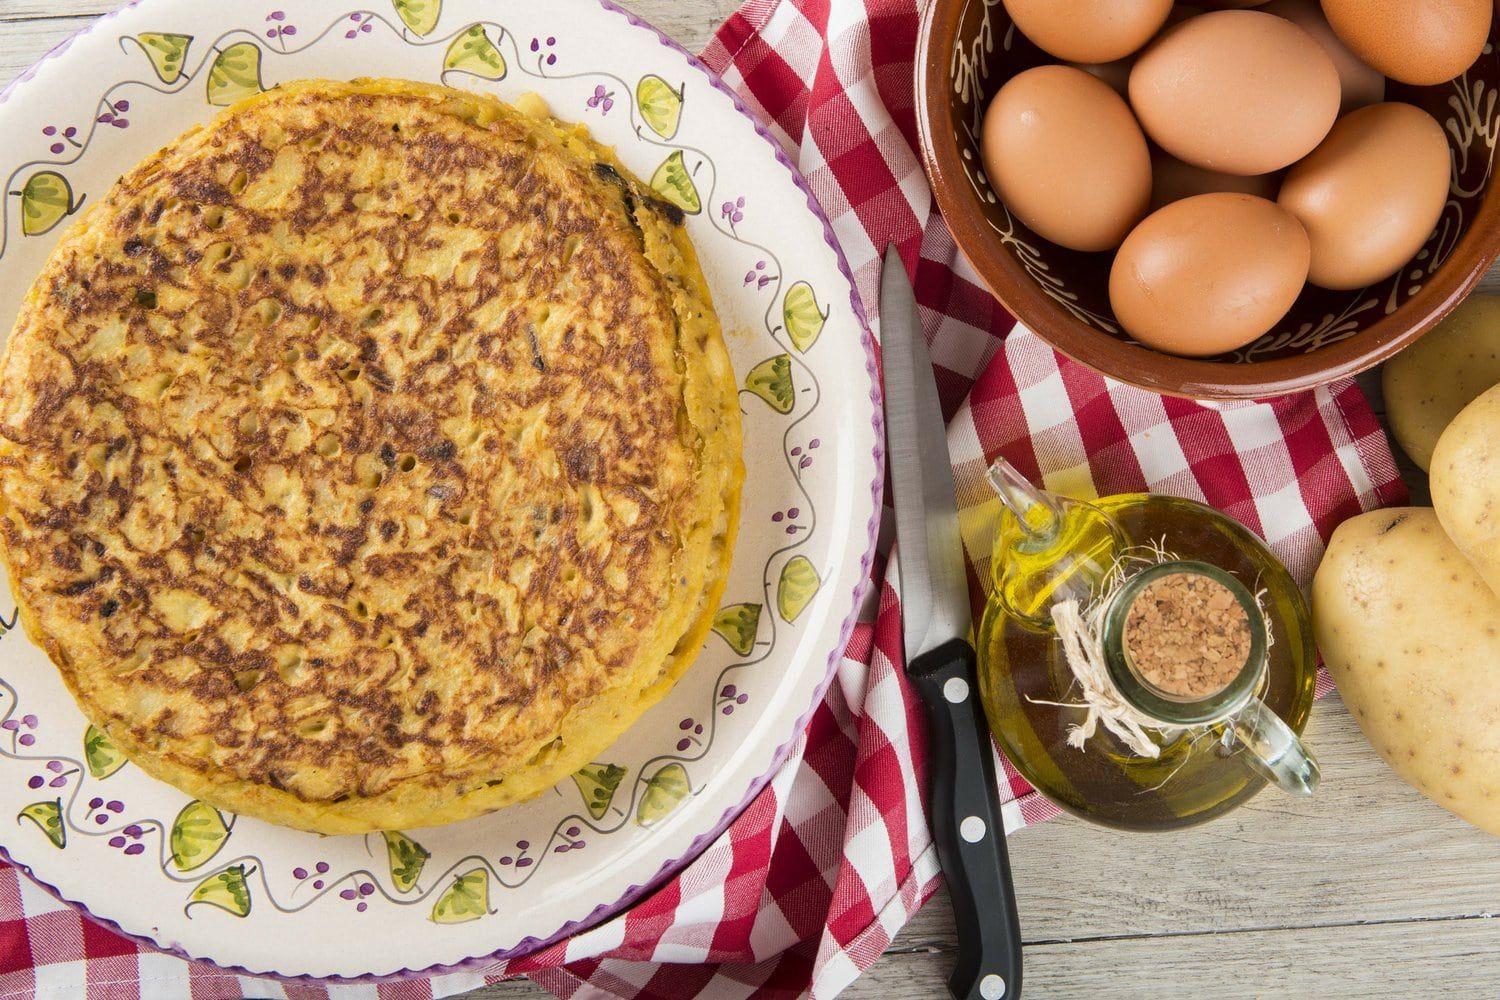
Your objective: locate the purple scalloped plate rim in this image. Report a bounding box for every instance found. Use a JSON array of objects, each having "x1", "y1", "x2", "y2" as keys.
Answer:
[{"x1": 0, "y1": 0, "x2": 887, "y2": 985}]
